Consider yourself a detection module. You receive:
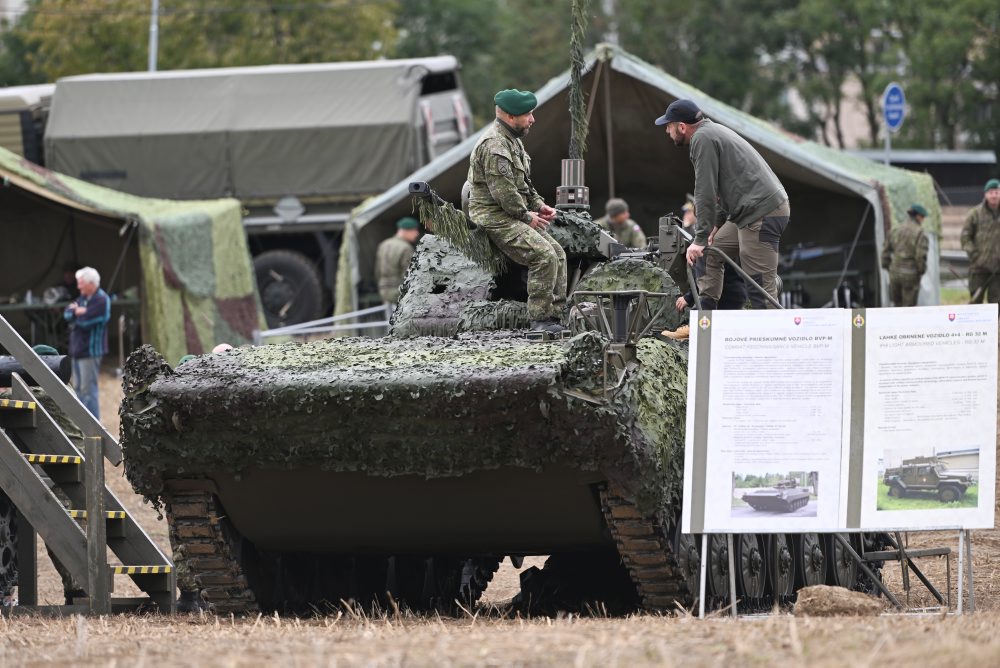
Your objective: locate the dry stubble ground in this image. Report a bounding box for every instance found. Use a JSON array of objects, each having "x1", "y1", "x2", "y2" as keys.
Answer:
[{"x1": 1, "y1": 367, "x2": 999, "y2": 666}]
